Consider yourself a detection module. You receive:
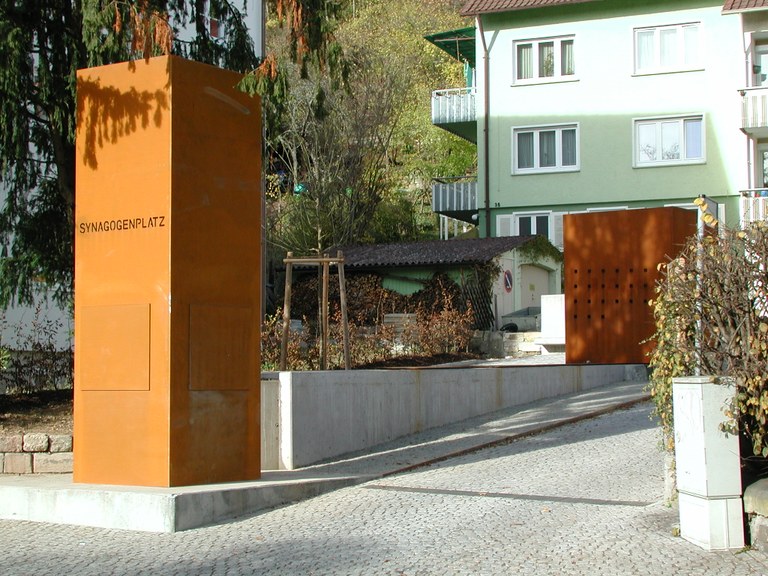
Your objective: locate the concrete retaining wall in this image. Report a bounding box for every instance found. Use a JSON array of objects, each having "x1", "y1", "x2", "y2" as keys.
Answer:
[
  {"x1": 0, "y1": 365, "x2": 643, "y2": 476},
  {"x1": 263, "y1": 363, "x2": 646, "y2": 470}
]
